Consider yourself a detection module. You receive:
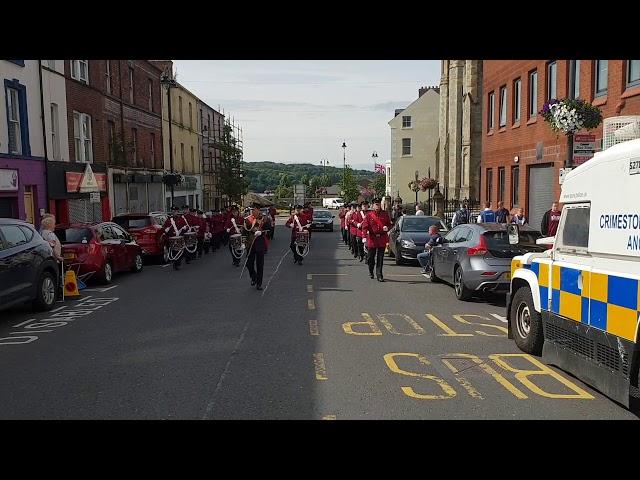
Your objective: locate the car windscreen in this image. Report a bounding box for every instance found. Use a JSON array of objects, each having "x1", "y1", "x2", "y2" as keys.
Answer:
[
  {"x1": 401, "y1": 217, "x2": 442, "y2": 232},
  {"x1": 113, "y1": 217, "x2": 151, "y2": 229},
  {"x1": 483, "y1": 230, "x2": 544, "y2": 257},
  {"x1": 55, "y1": 228, "x2": 93, "y2": 244},
  {"x1": 314, "y1": 211, "x2": 332, "y2": 218}
]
